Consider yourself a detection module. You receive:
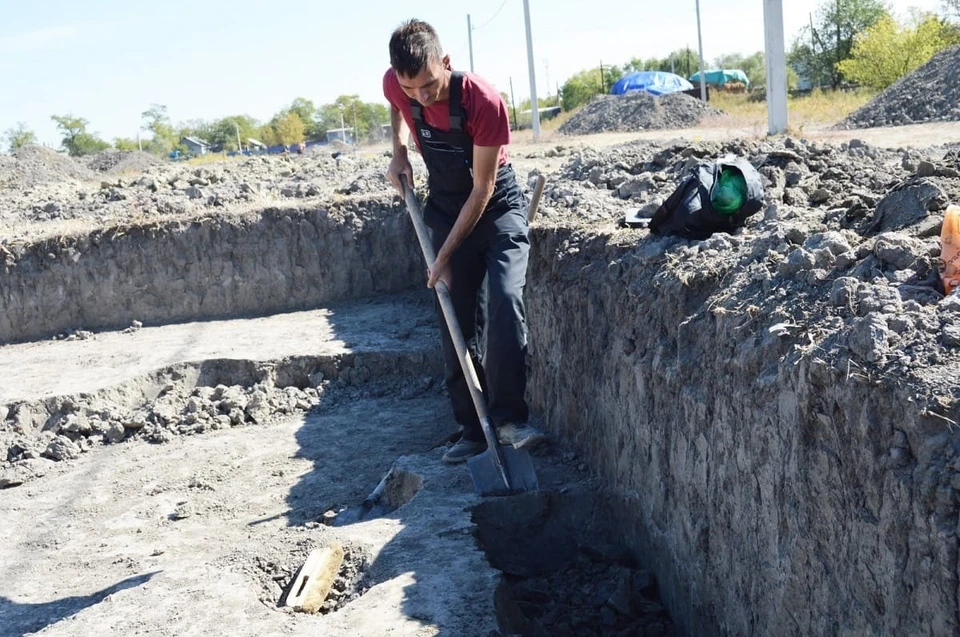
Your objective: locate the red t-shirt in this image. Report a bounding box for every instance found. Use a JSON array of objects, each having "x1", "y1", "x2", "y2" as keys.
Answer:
[{"x1": 382, "y1": 68, "x2": 510, "y2": 166}]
